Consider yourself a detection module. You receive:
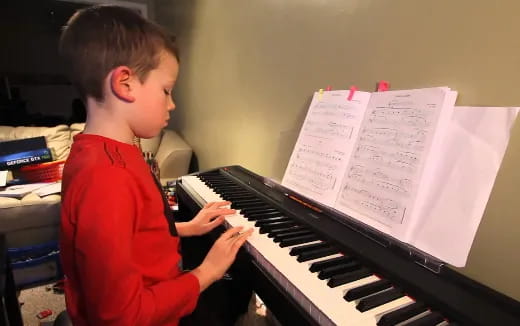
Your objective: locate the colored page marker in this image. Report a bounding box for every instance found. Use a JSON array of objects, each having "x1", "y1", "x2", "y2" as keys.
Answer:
[
  {"x1": 377, "y1": 80, "x2": 390, "y2": 92},
  {"x1": 318, "y1": 88, "x2": 324, "y2": 99},
  {"x1": 326, "y1": 85, "x2": 332, "y2": 91},
  {"x1": 347, "y1": 86, "x2": 357, "y2": 101}
]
